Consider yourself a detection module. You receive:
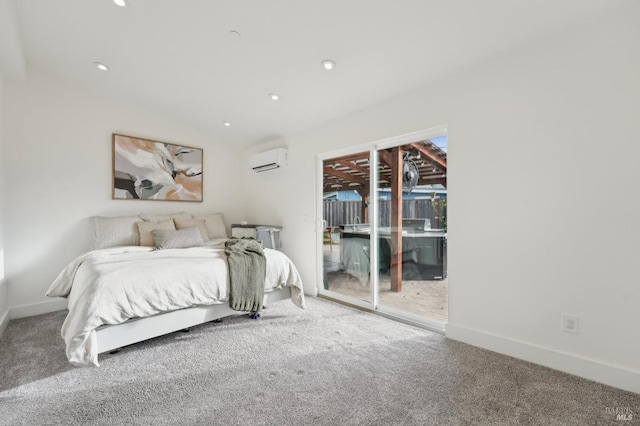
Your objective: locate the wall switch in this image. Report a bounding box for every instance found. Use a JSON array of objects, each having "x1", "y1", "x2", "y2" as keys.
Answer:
[{"x1": 561, "y1": 313, "x2": 579, "y2": 334}]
